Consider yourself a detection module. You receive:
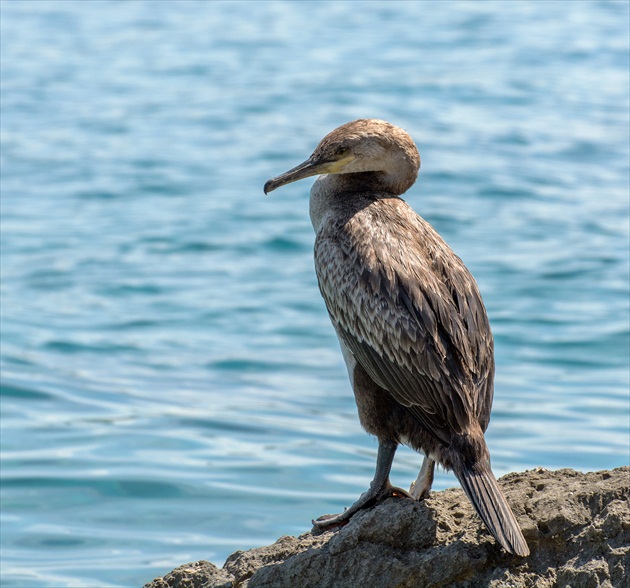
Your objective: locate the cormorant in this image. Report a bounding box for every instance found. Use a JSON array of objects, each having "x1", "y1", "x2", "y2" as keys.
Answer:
[{"x1": 264, "y1": 119, "x2": 529, "y2": 556}]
